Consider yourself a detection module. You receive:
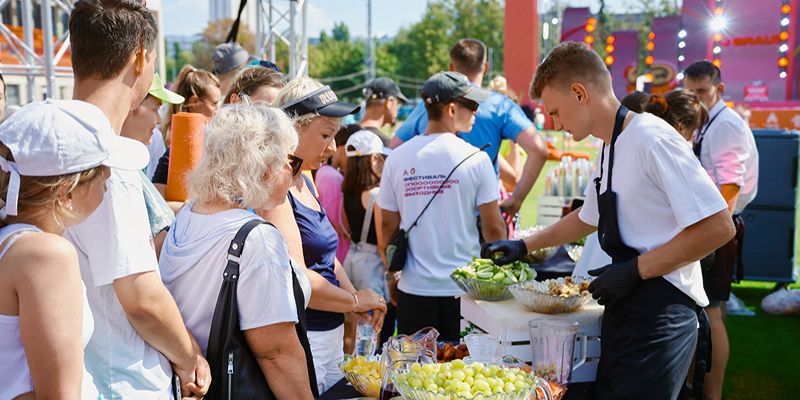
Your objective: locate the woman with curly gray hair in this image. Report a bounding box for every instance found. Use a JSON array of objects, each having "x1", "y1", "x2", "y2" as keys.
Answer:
[{"x1": 158, "y1": 103, "x2": 317, "y2": 398}]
